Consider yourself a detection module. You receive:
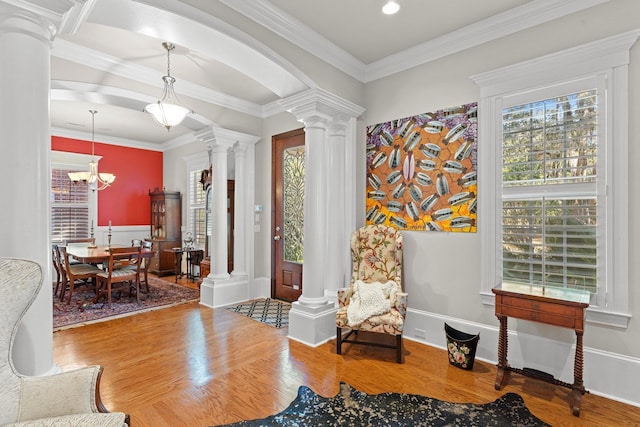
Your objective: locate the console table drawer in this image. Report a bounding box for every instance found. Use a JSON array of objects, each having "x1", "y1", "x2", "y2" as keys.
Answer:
[
  {"x1": 496, "y1": 295, "x2": 583, "y2": 329},
  {"x1": 499, "y1": 304, "x2": 578, "y2": 328}
]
